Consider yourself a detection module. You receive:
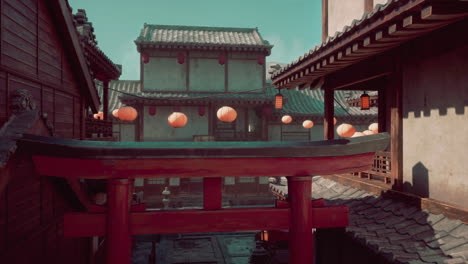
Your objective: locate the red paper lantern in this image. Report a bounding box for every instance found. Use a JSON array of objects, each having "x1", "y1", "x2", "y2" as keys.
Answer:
[
  {"x1": 275, "y1": 93, "x2": 283, "y2": 109},
  {"x1": 360, "y1": 92, "x2": 370, "y2": 110},
  {"x1": 177, "y1": 53, "x2": 185, "y2": 64},
  {"x1": 198, "y1": 106, "x2": 206, "y2": 116},
  {"x1": 141, "y1": 53, "x2": 149, "y2": 64},
  {"x1": 168, "y1": 112, "x2": 188, "y2": 128},
  {"x1": 118, "y1": 106, "x2": 138, "y2": 121},
  {"x1": 93, "y1": 111, "x2": 103, "y2": 120},
  {"x1": 333, "y1": 117, "x2": 337, "y2": 125},
  {"x1": 282, "y1": 115, "x2": 292, "y2": 124},
  {"x1": 218, "y1": 55, "x2": 227, "y2": 65},
  {"x1": 112, "y1": 109, "x2": 119, "y2": 118},
  {"x1": 303, "y1": 120, "x2": 314, "y2": 129},
  {"x1": 148, "y1": 106, "x2": 156, "y2": 116},
  {"x1": 337, "y1": 123, "x2": 356, "y2": 138},
  {"x1": 352, "y1": 132, "x2": 366, "y2": 137},
  {"x1": 257, "y1": 55, "x2": 265, "y2": 65},
  {"x1": 217, "y1": 106, "x2": 237, "y2": 123},
  {"x1": 369, "y1": 123, "x2": 378, "y2": 134}
]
